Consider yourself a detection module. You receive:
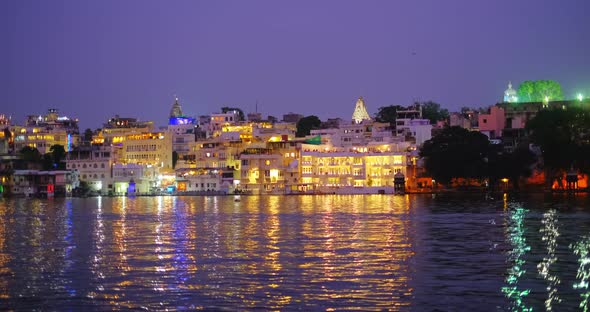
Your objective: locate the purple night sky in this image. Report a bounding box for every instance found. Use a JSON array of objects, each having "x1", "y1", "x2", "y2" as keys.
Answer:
[{"x1": 2, "y1": 0, "x2": 589, "y2": 130}]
